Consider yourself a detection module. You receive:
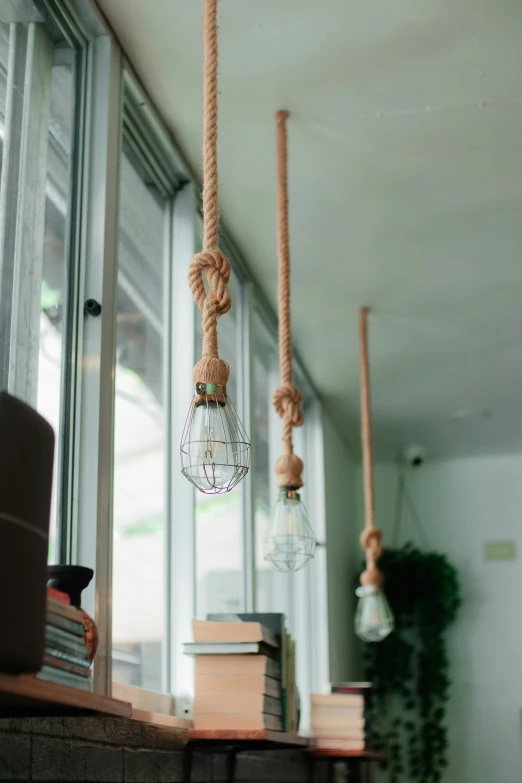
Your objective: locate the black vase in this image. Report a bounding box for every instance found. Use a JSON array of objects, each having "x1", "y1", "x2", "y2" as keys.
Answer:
[{"x1": 47, "y1": 565, "x2": 93, "y2": 609}]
